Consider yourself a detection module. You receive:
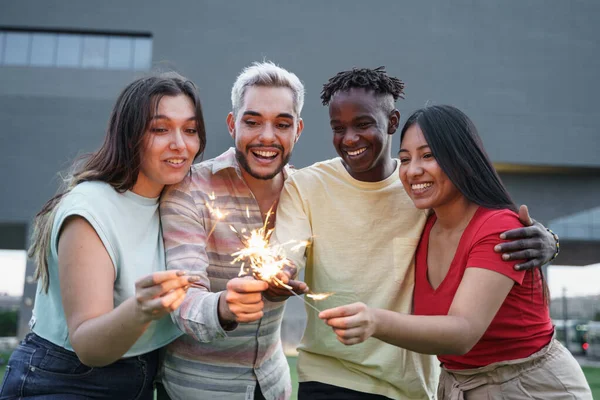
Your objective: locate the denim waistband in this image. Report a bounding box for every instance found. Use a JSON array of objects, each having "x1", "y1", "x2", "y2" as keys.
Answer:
[{"x1": 23, "y1": 332, "x2": 158, "y2": 363}]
